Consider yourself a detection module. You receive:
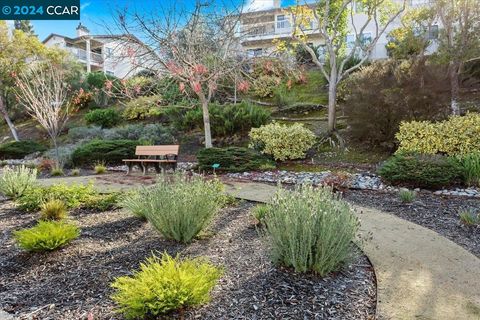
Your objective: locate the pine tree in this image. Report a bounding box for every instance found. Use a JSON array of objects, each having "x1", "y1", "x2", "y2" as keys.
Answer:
[{"x1": 14, "y1": 20, "x2": 36, "y2": 37}]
